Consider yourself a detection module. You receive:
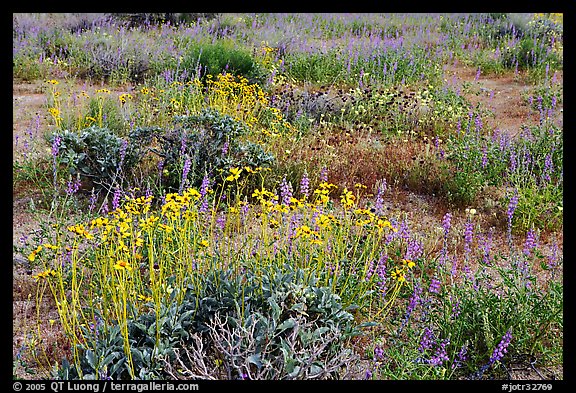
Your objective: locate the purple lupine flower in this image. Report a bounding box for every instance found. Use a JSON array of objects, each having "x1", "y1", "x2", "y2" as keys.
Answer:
[
  {"x1": 51, "y1": 135, "x2": 62, "y2": 157},
  {"x1": 179, "y1": 134, "x2": 187, "y2": 156},
  {"x1": 365, "y1": 258, "x2": 376, "y2": 281},
  {"x1": 429, "y1": 338, "x2": 450, "y2": 366},
  {"x1": 221, "y1": 140, "x2": 229, "y2": 155},
  {"x1": 523, "y1": 227, "x2": 537, "y2": 257},
  {"x1": 279, "y1": 176, "x2": 293, "y2": 206},
  {"x1": 118, "y1": 139, "x2": 128, "y2": 169},
  {"x1": 463, "y1": 263, "x2": 473, "y2": 284},
  {"x1": 480, "y1": 228, "x2": 494, "y2": 265},
  {"x1": 299, "y1": 170, "x2": 310, "y2": 199},
  {"x1": 542, "y1": 154, "x2": 553, "y2": 183},
  {"x1": 499, "y1": 132, "x2": 509, "y2": 152},
  {"x1": 180, "y1": 157, "x2": 192, "y2": 194},
  {"x1": 404, "y1": 238, "x2": 423, "y2": 261},
  {"x1": 450, "y1": 256, "x2": 458, "y2": 279},
  {"x1": 547, "y1": 240, "x2": 560, "y2": 278},
  {"x1": 475, "y1": 67, "x2": 481, "y2": 81},
  {"x1": 537, "y1": 96, "x2": 544, "y2": 124},
  {"x1": 320, "y1": 167, "x2": 328, "y2": 183},
  {"x1": 452, "y1": 343, "x2": 468, "y2": 369},
  {"x1": 466, "y1": 109, "x2": 473, "y2": 134},
  {"x1": 199, "y1": 173, "x2": 211, "y2": 213},
  {"x1": 489, "y1": 329, "x2": 512, "y2": 364},
  {"x1": 481, "y1": 145, "x2": 488, "y2": 169},
  {"x1": 450, "y1": 296, "x2": 461, "y2": 319},
  {"x1": 428, "y1": 277, "x2": 441, "y2": 294},
  {"x1": 398, "y1": 218, "x2": 411, "y2": 243},
  {"x1": 419, "y1": 327, "x2": 435, "y2": 353},
  {"x1": 517, "y1": 259, "x2": 532, "y2": 289},
  {"x1": 509, "y1": 149, "x2": 517, "y2": 173},
  {"x1": 158, "y1": 160, "x2": 165, "y2": 178},
  {"x1": 374, "y1": 346, "x2": 385, "y2": 361},
  {"x1": 112, "y1": 187, "x2": 122, "y2": 210},
  {"x1": 240, "y1": 200, "x2": 250, "y2": 224},
  {"x1": 507, "y1": 191, "x2": 519, "y2": 222},
  {"x1": 475, "y1": 114, "x2": 482, "y2": 134},
  {"x1": 364, "y1": 369, "x2": 373, "y2": 380},
  {"x1": 401, "y1": 283, "x2": 422, "y2": 331},
  {"x1": 376, "y1": 253, "x2": 388, "y2": 298},
  {"x1": 87, "y1": 186, "x2": 99, "y2": 212},
  {"x1": 65, "y1": 177, "x2": 81, "y2": 196},
  {"x1": 464, "y1": 220, "x2": 474, "y2": 256},
  {"x1": 442, "y1": 212, "x2": 452, "y2": 244},
  {"x1": 216, "y1": 212, "x2": 226, "y2": 232},
  {"x1": 507, "y1": 190, "x2": 519, "y2": 246},
  {"x1": 374, "y1": 179, "x2": 387, "y2": 215}
]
